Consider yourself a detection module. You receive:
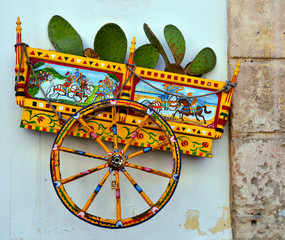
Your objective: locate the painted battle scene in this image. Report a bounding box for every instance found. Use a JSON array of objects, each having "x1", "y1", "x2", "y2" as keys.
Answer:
[
  {"x1": 134, "y1": 80, "x2": 219, "y2": 128},
  {"x1": 27, "y1": 61, "x2": 121, "y2": 107}
]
